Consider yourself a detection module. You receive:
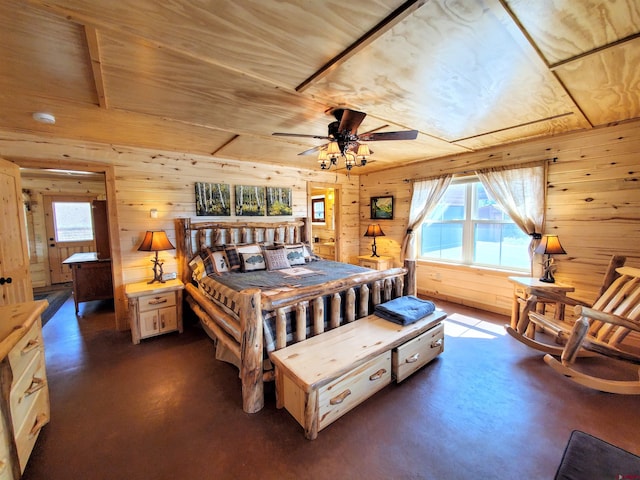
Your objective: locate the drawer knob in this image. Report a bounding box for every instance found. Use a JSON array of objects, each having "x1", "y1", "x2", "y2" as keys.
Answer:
[
  {"x1": 405, "y1": 353, "x2": 420, "y2": 364},
  {"x1": 369, "y1": 368, "x2": 387, "y2": 381},
  {"x1": 148, "y1": 297, "x2": 168, "y2": 305},
  {"x1": 29, "y1": 413, "x2": 49, "y2": 438},
  {"x1": 431, "y1": 339, "x2": 443, "y2": 349},
  {"x1": 22, "y1": 376, "x2": 46, "y2": 401},
  {"x1": 329, "y1": 389, "x2": 351, "y2": 405},
  {"x1": 21, "y1": 339, "x2": 40, "y2": 356}
]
